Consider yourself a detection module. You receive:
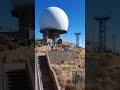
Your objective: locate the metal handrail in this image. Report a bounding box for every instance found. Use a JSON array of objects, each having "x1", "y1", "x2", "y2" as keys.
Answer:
[
  {"x1": 35, "y1": 54, "x2": 44, "y2": 90},
  {"x1": 25, "y1": 59, "x2": 34, "y2": 90},
  {"x1": 0, "y1": 60, "x2": 8, "y2": 90}
]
